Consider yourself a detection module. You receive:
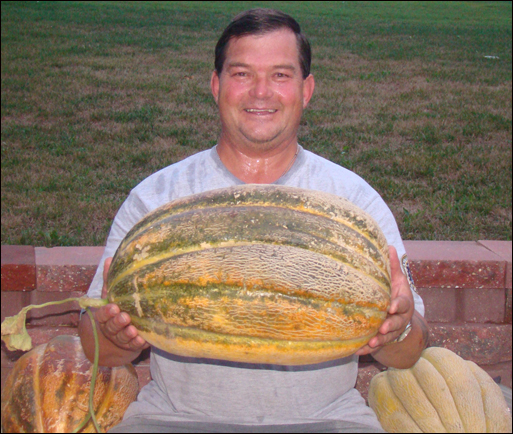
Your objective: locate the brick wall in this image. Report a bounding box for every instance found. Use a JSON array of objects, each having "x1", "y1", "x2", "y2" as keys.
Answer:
[{"x1": 2, "y1": 241, "x2": 511, "y2": 401}]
